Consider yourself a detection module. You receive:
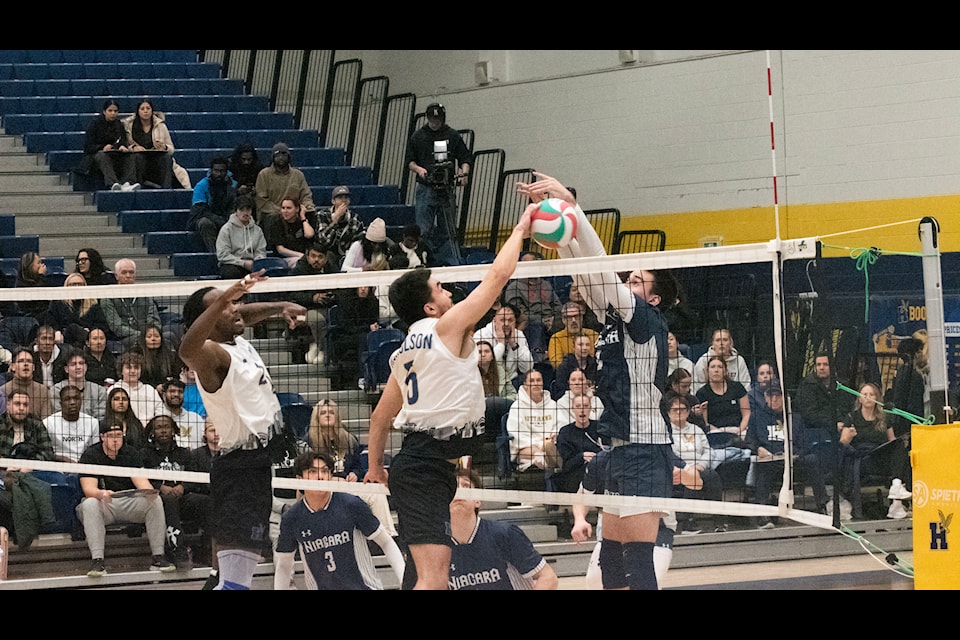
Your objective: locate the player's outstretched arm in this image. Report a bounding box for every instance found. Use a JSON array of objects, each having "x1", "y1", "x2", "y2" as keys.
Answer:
[{"x1": 365, "y1": 376, "x2": 403, "y2": 486}]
